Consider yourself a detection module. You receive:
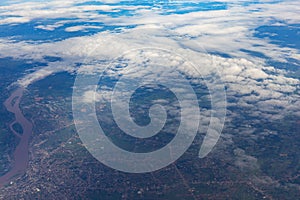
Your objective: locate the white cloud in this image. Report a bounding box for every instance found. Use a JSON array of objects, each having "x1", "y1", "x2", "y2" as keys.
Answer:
[
  {"x1": 234, "y1": 148, "x2": 259, "y2": 171},
  {"x1": 65, "y1": 25, "x2": 103, "y2": 32},
  {"x1": 0, "y1": 0, "x2": 298, "y2": 129}
]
